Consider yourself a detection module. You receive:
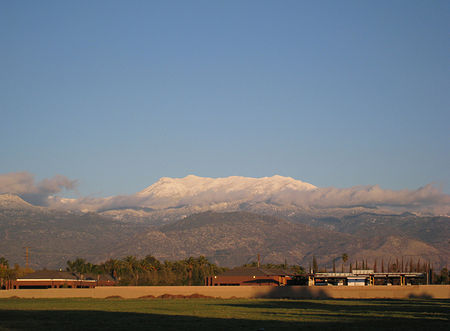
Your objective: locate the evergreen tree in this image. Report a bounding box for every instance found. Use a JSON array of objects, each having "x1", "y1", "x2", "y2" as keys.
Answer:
[{"x1": 312, "y1": 256, "x2": 318, "y2": 273}]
